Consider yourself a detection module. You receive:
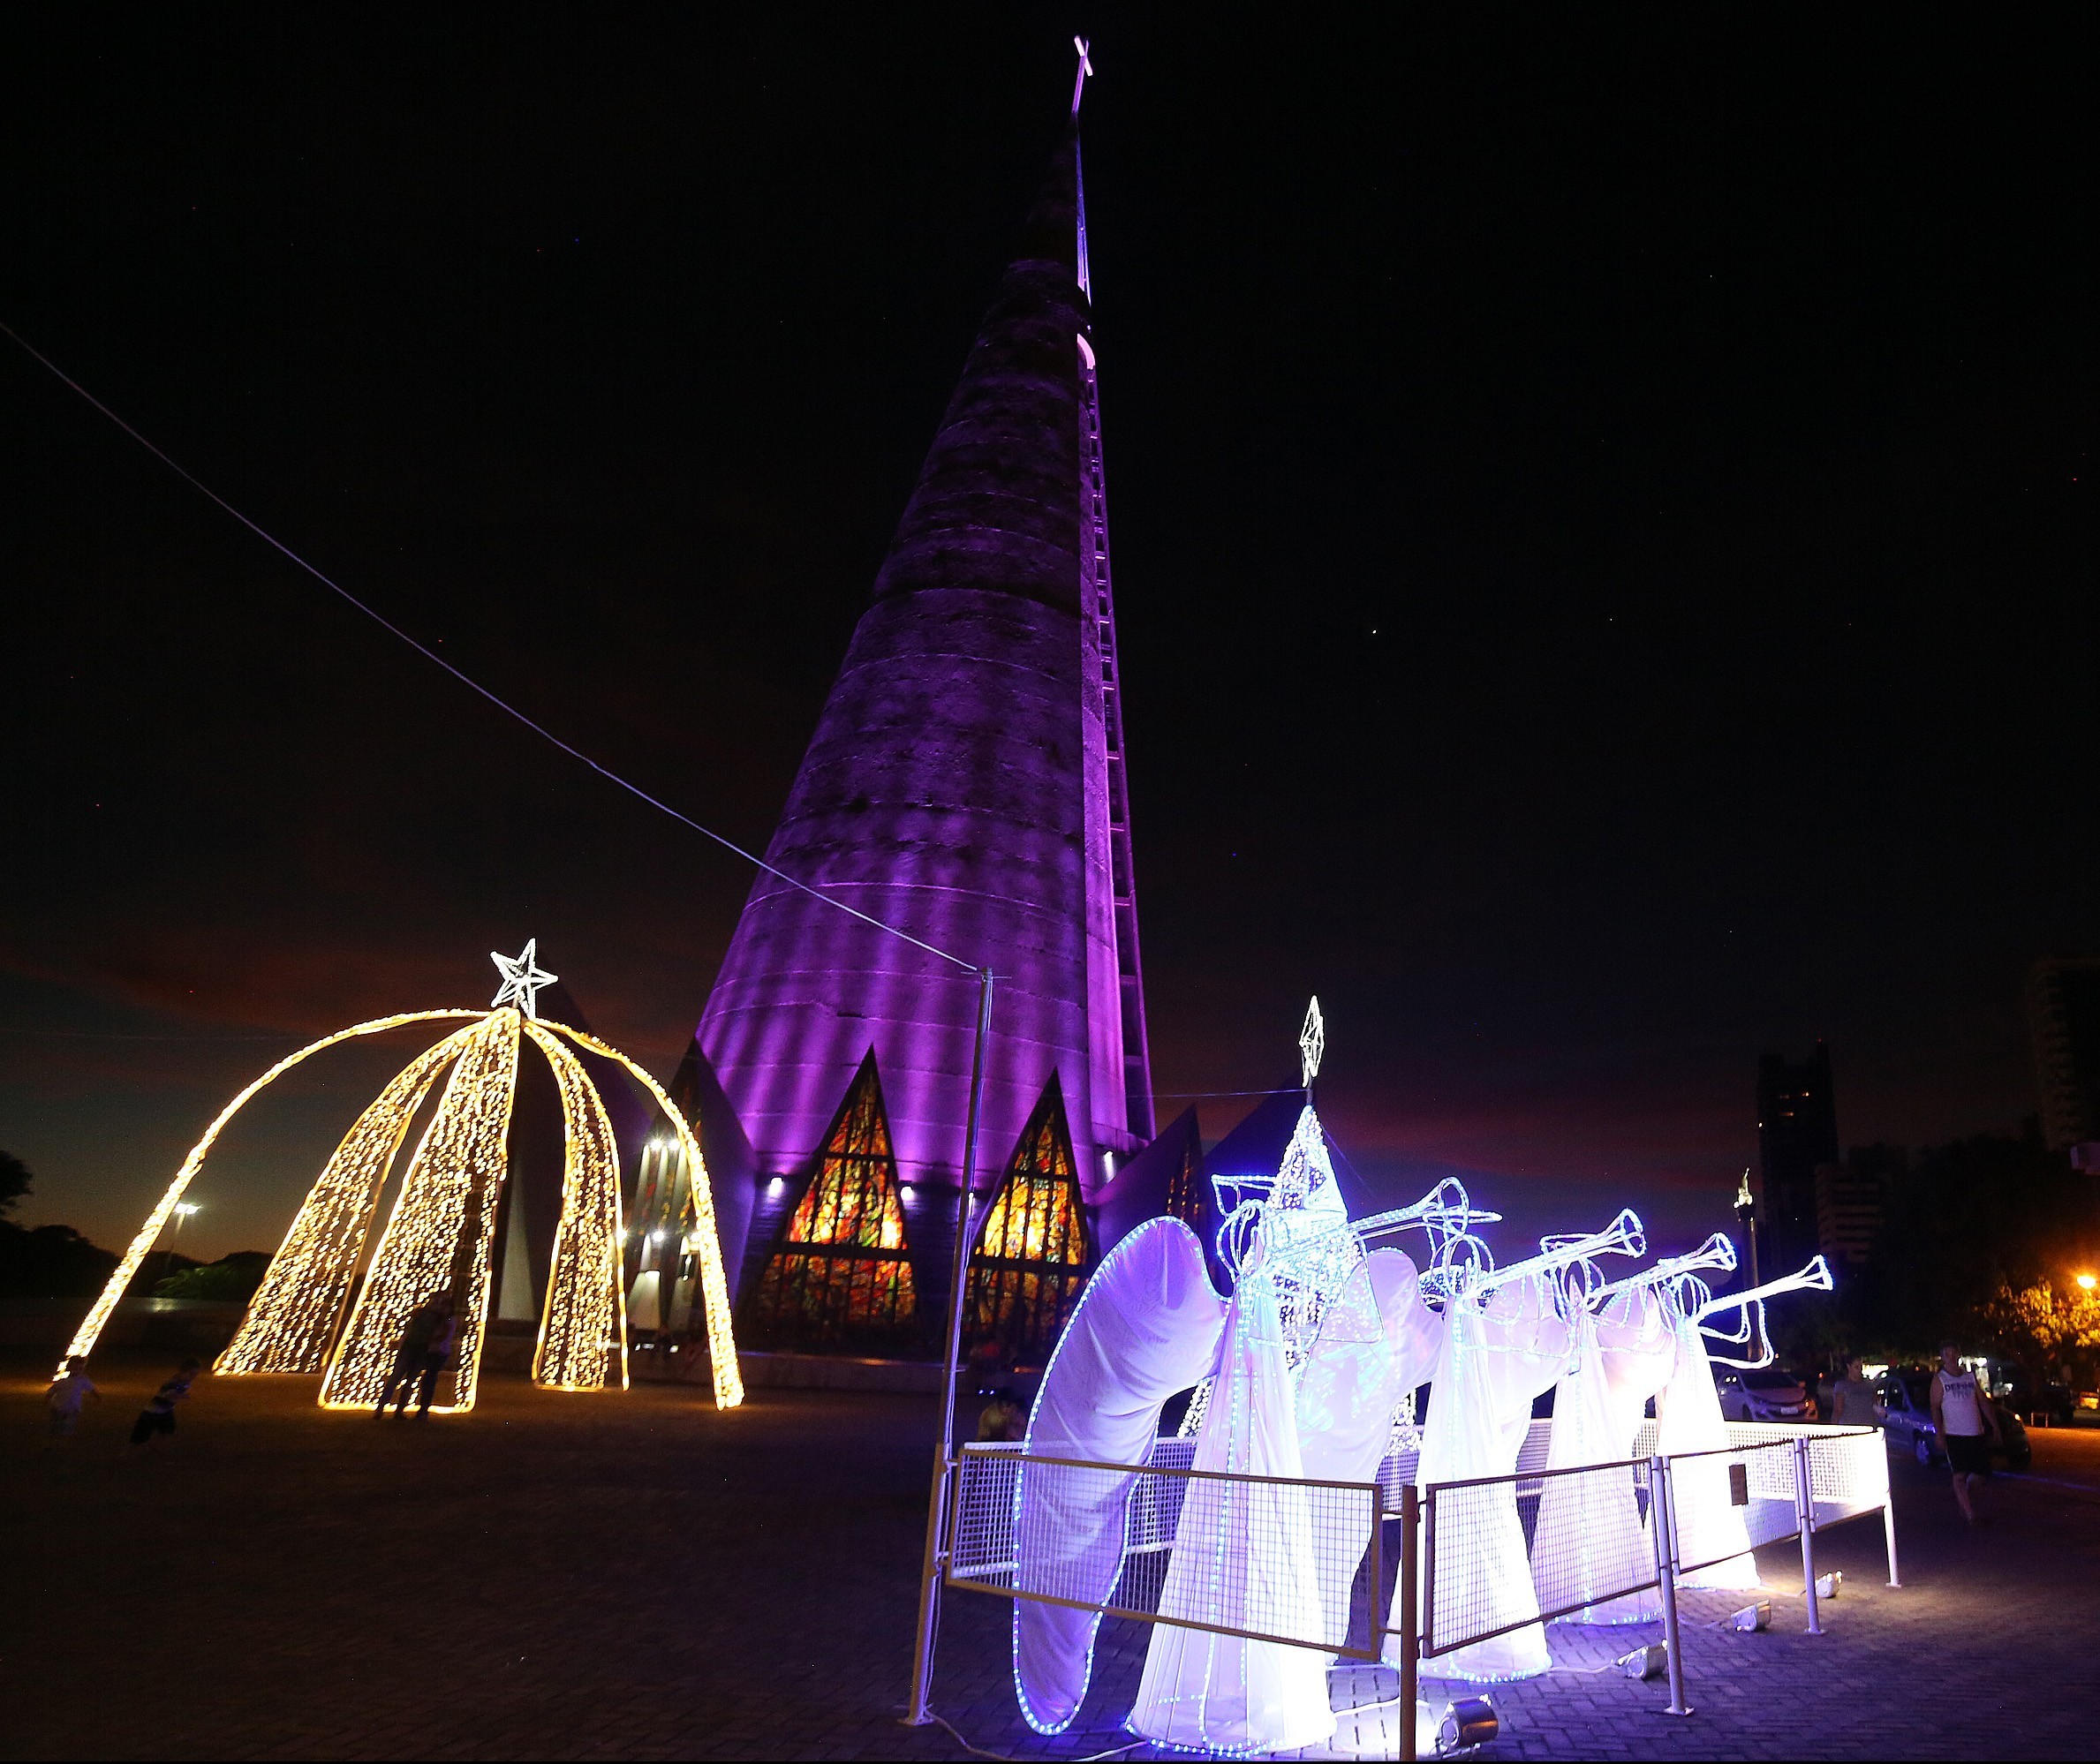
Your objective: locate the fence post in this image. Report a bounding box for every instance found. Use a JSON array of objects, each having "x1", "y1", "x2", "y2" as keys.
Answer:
[
  {"x1": 1398, "y1": 1483, "x2": 1419, "y2": 1764},
  {"x1": 1882, "y1": 1495, "x2": 1902, "y2": 1588},
  {"x1": 1650, "y1": 1454, "x2": 1693, "y2": 1717},
  {"x1": 902, "y1": 1446, "x2": 954, "y2": 1725},
  {"x1": 1794, "y1": 1437, "x2": 1824, "y2": 1636}
]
